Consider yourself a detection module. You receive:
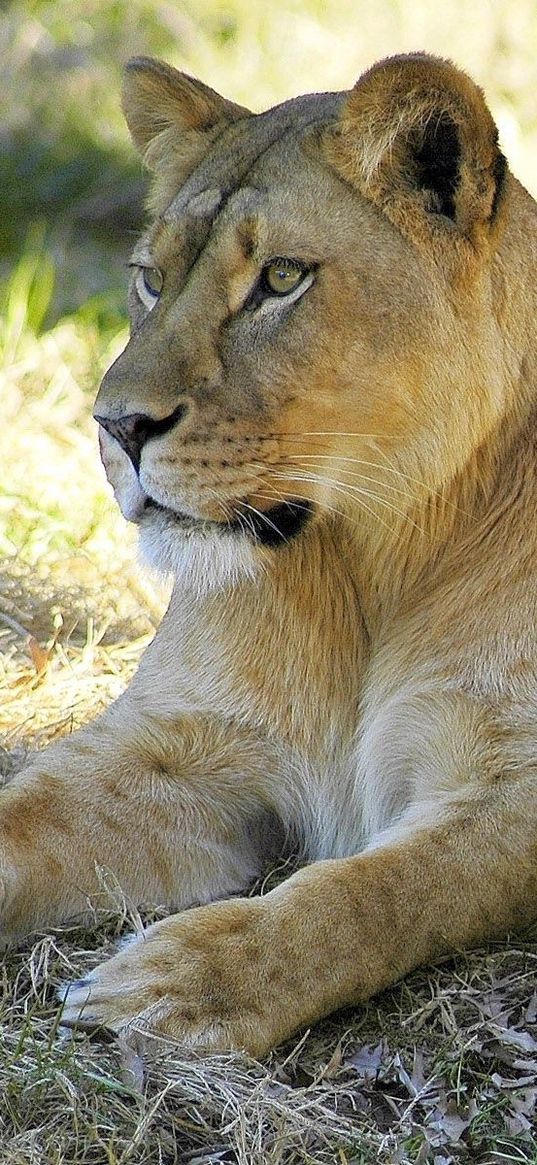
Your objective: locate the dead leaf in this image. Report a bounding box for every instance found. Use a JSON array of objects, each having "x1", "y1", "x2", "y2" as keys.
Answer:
[
  {"x1": 505, "y1": 1110, "x2": 533, "y2": 1136},
  {"x1": 313, "y1": 1039, "x2": 344, "y2": 1082},
  {"x1": 116, "y1": 1033, "x2": 145, "y2": 1093},
  {"x1": 28, "y1": 635, "x2": 50, "y2": 677},
  {"x1": 525, "y1": 993, "x2": 537, "y2": 1024},
  {"x1": 345, "y1": 1041, "x2": 387, "y2": 1080},
  {"x1": 429, "y1": 1098, "x2": 478, "y2": 1145},
  {"x1": 491, "y1": 1071, "x2": 536, "y2": 1090},
  {"x1": 490, "y1": 1024, "x2": 537, "y2": 1054},
  {"x1": 511, "y1": 1086, "x2": 537, "y2": 1118}
]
